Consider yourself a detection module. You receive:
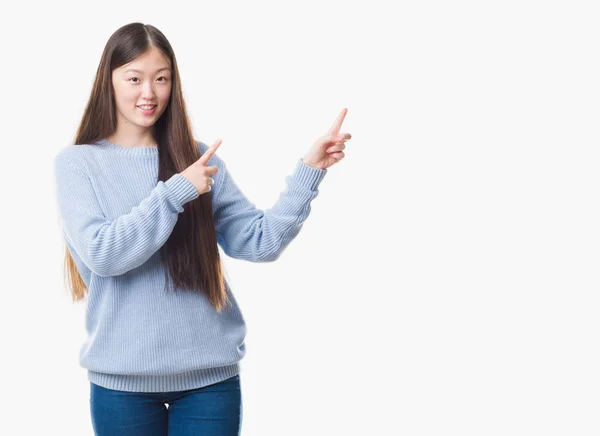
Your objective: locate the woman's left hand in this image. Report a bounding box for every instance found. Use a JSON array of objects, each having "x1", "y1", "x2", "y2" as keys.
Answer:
[{"x1": 302, "y1": 108, "x2": 352, "y2": 170}]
